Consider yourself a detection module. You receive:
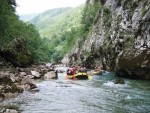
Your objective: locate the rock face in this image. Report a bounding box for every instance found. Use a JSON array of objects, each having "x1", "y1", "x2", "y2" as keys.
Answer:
[
  {"x1": 0, "y1": 63, "x2": 54, "y2": 101},
  {"x1": 0, "y1": 37, "x2": 33, "y2": 67},
  {"x1": 62, "y1": 0, "x2": 150, "y2": 80}
]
